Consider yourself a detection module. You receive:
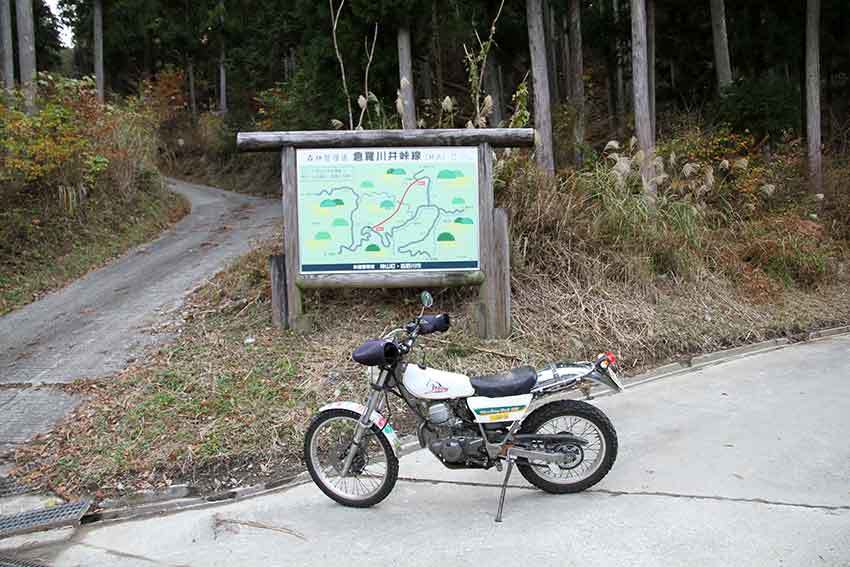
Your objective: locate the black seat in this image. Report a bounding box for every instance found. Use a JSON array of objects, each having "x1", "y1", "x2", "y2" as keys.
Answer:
[{"x1": 470, "y1": 366, "x2": 537, "y2": 397}]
